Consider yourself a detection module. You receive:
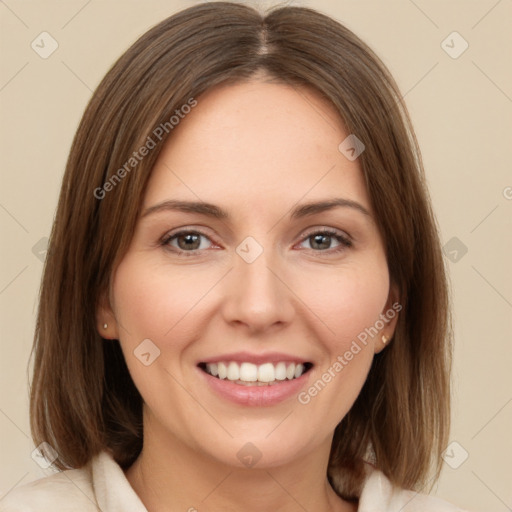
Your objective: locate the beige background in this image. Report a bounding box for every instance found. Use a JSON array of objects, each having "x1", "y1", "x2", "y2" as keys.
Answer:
[{"x1": 1, "y1": 0, "x2": 511, "y2": 510}]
